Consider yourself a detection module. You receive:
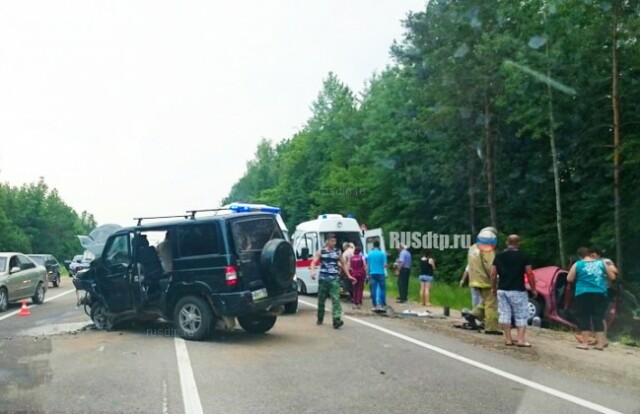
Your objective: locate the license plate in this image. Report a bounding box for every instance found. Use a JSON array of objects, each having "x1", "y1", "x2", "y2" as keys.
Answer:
[{"x1": 252, "y1": 288, "x2": 268, "y2": 301}]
